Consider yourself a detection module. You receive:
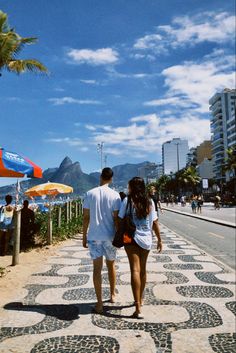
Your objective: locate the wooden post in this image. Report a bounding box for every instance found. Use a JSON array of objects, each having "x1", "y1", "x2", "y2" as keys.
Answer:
[
  {"x1": 69, "y1": 201, "x2": 72, "y2": 220},
  {"x1": 12, "y1": 209, "x2": 21, "y2": 266},
  {"x1": 75, "y1": 201, "x2": 78, "y2": 218},
  {"x1": 58, "y1": 207, "x2": 61, "y2": 228},
  {"x1": 47, "y1": 205, "x2": 53, "y2": 245},
  {"x1": 79, "y1": 201, "x2": 83, "y2": 216},
  {"x1": 66, "y1": 201, "x2": 69, "y2": 223}
]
